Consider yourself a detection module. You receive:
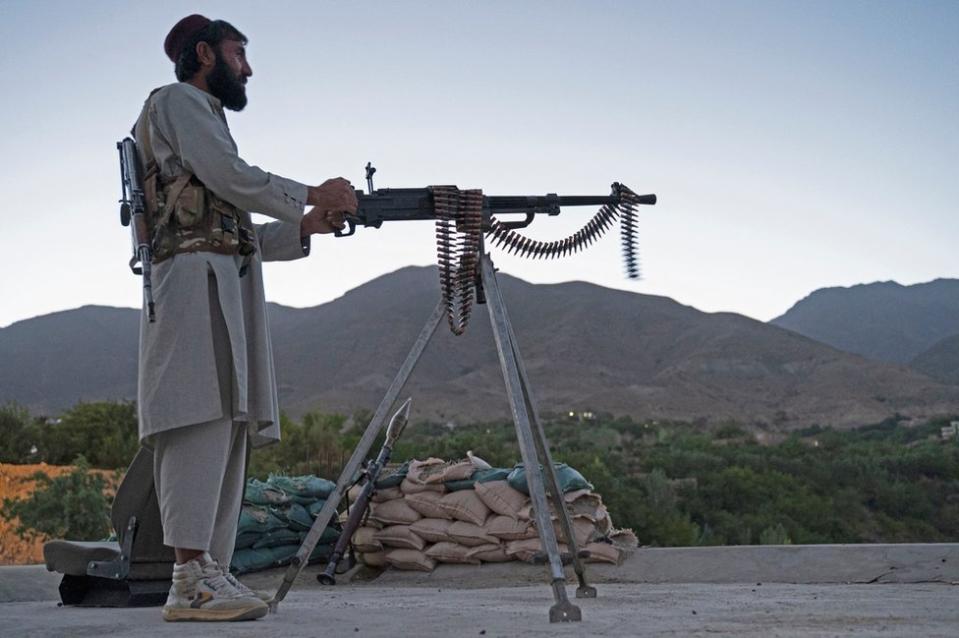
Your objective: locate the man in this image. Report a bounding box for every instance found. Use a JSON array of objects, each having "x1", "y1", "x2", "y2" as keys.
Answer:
[{"x1": 133, "y1": 15, "x2": 357, "y2": 622}]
